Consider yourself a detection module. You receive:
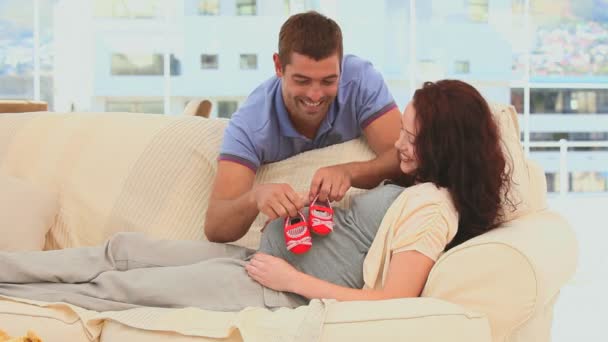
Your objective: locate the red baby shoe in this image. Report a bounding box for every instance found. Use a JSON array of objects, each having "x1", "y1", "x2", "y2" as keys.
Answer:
[
  {"x1": 308, "y1": 195, "x2": 334, "y2": 236},
  {"x1": 284, "y1": 212, "x2": 312, "y2": 254}
]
